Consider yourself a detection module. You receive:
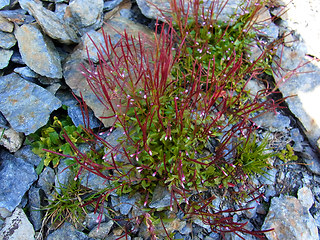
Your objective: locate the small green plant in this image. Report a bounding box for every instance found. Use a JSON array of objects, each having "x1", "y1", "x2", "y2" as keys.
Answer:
[
  {"x1": 42, "y1": 178, "x2": 99, "y2": 229},
  {"x1": 278, "y1": 144, "x2": 298, "y2": 162},
  {"x1": 27, "y1": 112, "x2": 86, "y2": 174}
]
